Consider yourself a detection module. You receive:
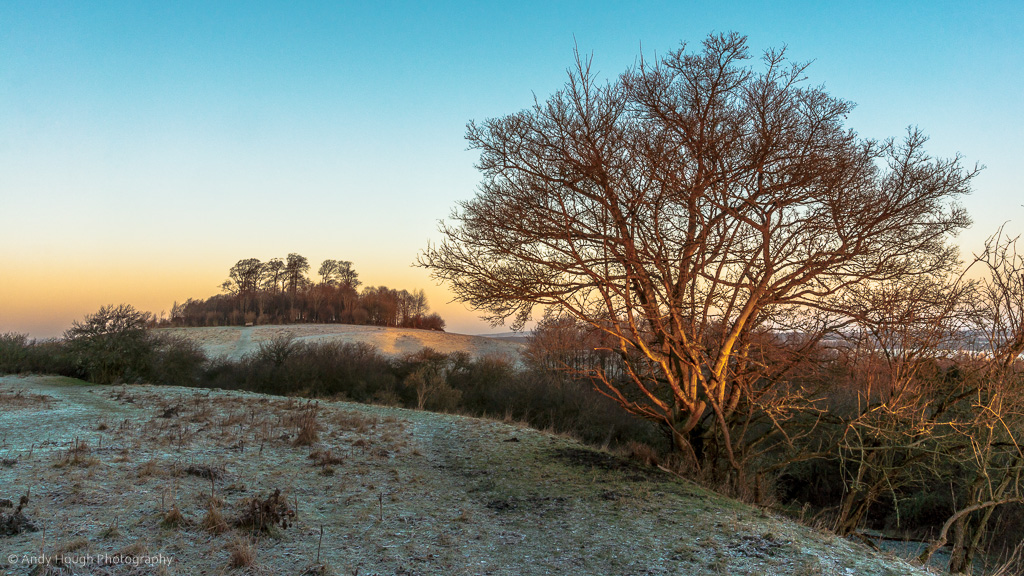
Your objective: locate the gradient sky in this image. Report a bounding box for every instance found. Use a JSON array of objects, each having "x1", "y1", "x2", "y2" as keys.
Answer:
[{"x1": 2, "y1": 1, "x2": 1022, "y2": 337}]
